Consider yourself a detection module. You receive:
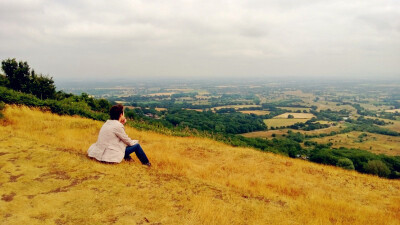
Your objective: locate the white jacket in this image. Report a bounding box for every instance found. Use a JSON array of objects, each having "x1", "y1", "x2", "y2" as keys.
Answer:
[{"x1": 88, "y1": 120, "x2": 138, "y2": 163}]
